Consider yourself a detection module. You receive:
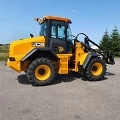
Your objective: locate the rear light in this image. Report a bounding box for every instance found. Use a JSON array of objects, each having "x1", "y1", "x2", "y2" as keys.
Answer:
[{"x1": 9, "y1": 57, "x2": 16, "y2": 61}]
